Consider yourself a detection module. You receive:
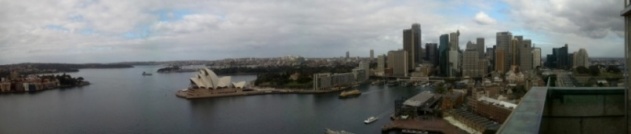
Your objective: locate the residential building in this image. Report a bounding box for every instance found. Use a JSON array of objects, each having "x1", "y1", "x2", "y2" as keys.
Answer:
[{"x1": 313, "y1": 73, "x2": 332, "y2": 90}]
